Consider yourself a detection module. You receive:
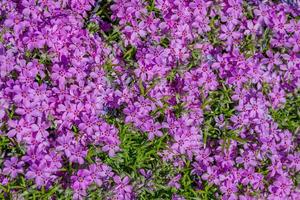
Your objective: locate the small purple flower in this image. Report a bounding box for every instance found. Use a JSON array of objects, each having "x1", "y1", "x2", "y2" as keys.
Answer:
[
  {"x1": 219, "y1": 23, "x2": 241, "y2": 46},
  {"x1": 168, "y1": 174, "x2": 182, "y2": 189},
  {"x1": 113, "y1": 176, "x2": 133, "y2": 199},
  {"x1": 102, "y1": 141, "x2": 120, "y2": 157},
  {"x1": 138, "y1": 168, "x2": 152, "y2": 179},
  {"x1": 3, "y1": 157, "x2": 24, "y2": 178},
  {"x1": 25, "y1": 160, "x2": 51, "y2": 187},
  {"x1": 287, "y1": 153, "x2": 300, "y2": 171},
  {"x1": 215, "y1": 114, "x2": 226, "y2": 129},
  {"x1": 269, "y1": 175, "x2": 293, "y2": 196},
  {"x1": 88, "y1": 164, "x2": 103, "y2": 186},
  {"x1": 220, "y1": 180, "x2": 238, "y2": 200},
  {"x1": 7, "y1": 119, "x2": 30, "y2": 141},
  {"x1": 268, "y1": 156, "x2": 284, "y2": 177},
  {"x1": 241, "y1": 168, "x2": 263, "y2": 189},
  {"x1": 56, "y1": 132, "x2": 74, "y2": 157},
  {"x1": 71, "y1": 169, "x2": 92, "y2": 190},
  {"x1": 78, "y1": 113, "x2": 99, "y2": 135},
  {"x1": 273, "y1": 13, "x2": 288, "y2": 34},
  {"x1": 245, "y1": 98, "x2": 265, "y2": 118},
  {"x1": 69, "y1": 144, "x2": 87, "y2": 165},
  {"x1": 236, "y1": 151, "x2": 257, "y2": 167},
  {"x1": 44, "y1": 151, "x2": 62, "y2": 169}
]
